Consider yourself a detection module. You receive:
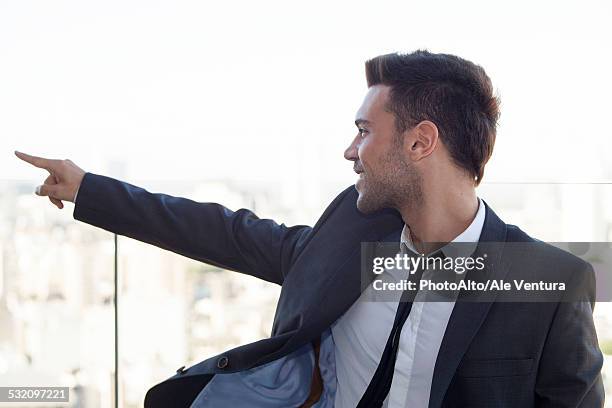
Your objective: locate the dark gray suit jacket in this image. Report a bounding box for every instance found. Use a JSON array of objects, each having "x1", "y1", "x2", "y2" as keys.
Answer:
[{"x1": 72, "y1": 172, "x2": 605, "y2": 407}]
